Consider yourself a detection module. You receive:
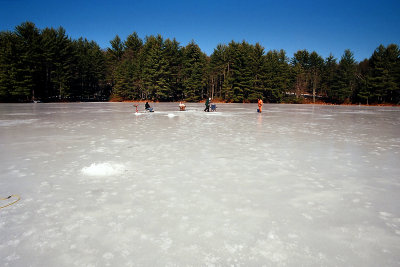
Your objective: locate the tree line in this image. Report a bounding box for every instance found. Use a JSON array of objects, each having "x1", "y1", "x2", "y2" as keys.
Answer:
[{"x1": 1, "y1": 22, "x2": 399, "y2": 104}]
